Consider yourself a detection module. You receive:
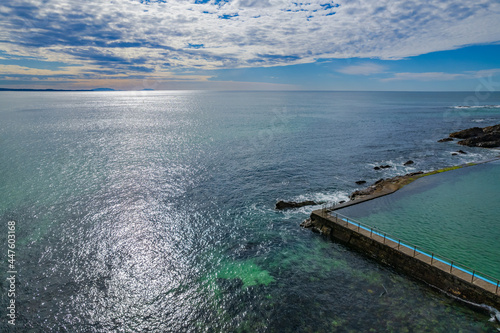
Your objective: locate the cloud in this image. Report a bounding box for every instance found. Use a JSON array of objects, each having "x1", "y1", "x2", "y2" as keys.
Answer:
[
  {"x1": 337, "y1": 63, "x2": 385, "y2": 75},
  {"x1": 0, "y1": 0, "x2": 499, "y2": 79},
  {"x1": 382, "y1": 69, "x2": 500, "y2": 81}
]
